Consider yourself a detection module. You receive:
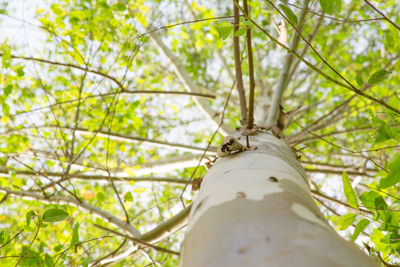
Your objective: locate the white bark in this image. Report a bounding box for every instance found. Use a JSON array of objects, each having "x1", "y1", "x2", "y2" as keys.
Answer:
[{"x1": 180, "y1": 133, "x2": 378, "y2": 267}]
